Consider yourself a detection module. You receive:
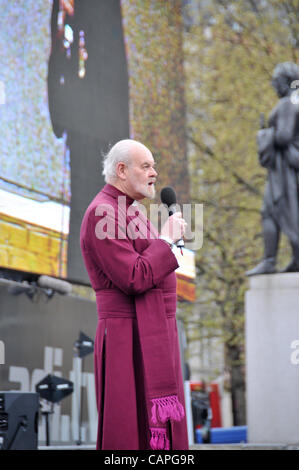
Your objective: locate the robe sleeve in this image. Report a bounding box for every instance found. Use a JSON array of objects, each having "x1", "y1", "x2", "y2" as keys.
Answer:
[{"x1": 84, "y1": 205, "x2": 179, "y2": 295}]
